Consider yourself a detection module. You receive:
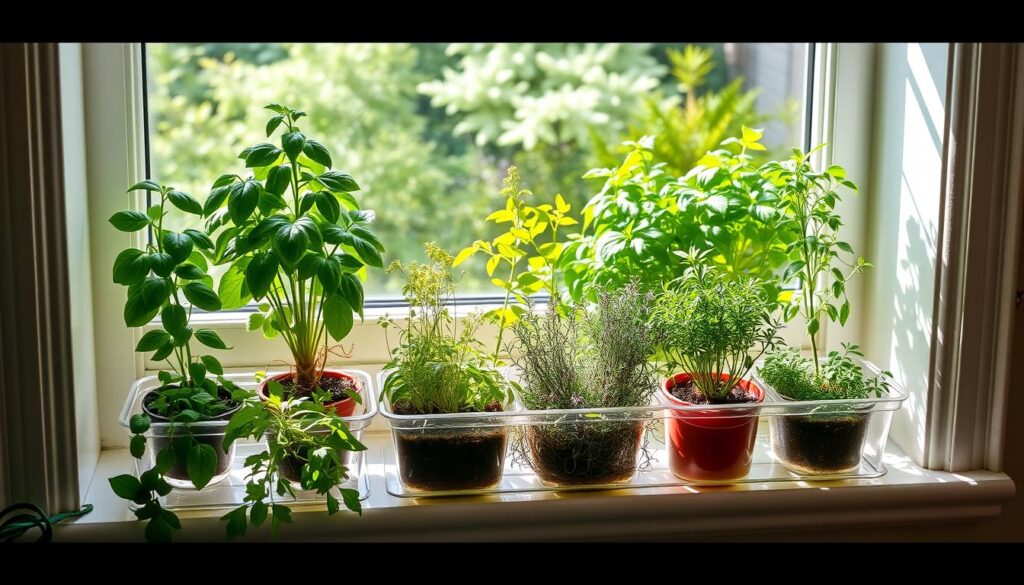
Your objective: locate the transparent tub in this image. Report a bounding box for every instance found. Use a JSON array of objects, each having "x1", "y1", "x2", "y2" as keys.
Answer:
[
  {"x1": 379, "y1": 365, "x2": 907, "y2": 497},
  {"x1": 752, "y1": 358, "x2": 909, "y2": 476},
  {"x1": 118, "y1": 370, "x2": 377, "y2": 511}
]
